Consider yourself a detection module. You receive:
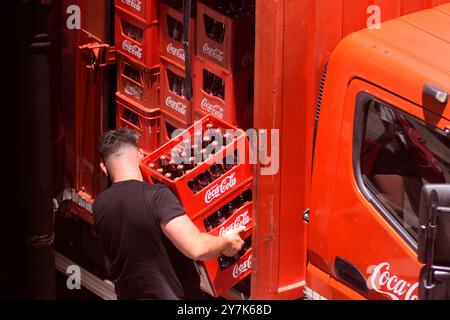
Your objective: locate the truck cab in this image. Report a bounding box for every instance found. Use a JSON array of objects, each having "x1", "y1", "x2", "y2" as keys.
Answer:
[{"x1": 308, "y1": 4, "x2": 450, "y2": 300}]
